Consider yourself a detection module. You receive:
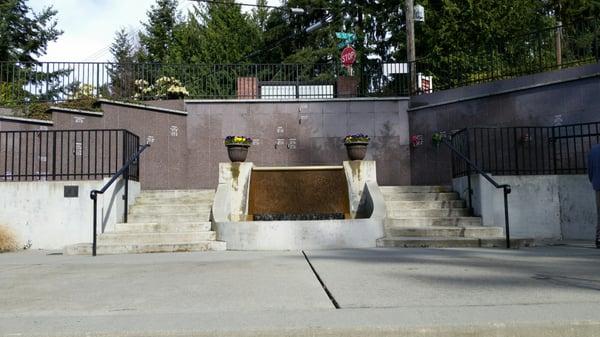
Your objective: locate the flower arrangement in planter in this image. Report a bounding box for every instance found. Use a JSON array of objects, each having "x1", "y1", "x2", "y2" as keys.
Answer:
[
  {"x1": 410, "y1": 134, "x2": 424, "y2": 148},
  {"x1": 431, "y1": 132, "x2": 445, "y2": 147},
  {"x1": 224, "y1": 136, "x2": 253, "y2": 162},
  {"x1": 343, "y1": 133, "x2": 370, "y2": 160}
]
